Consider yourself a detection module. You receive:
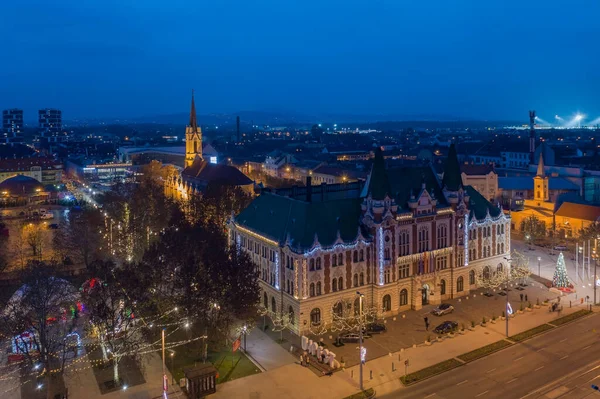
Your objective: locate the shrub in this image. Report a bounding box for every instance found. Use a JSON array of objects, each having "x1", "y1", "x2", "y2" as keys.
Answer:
[
  {"x1": 461, "y1": 323, "x2": 465, "y2": 331},
  {"x1": 471, "y1": 320, "x2": 475, "y2": 328},
  {"x1": 528, "y1": 301, "x2": 532, "y2": 308},
  {"x1": 492, "y1": 315, "x2": 496, "y2": 321},
  {"x1": 502, "y1": 311, "x2": 505, "y2": 318},
  {"x1": 482, "y1": 316, "x2": 487, "y2": 324},
  {"x1": 427, "y1": 335, "x2": 431, "y2": 342},
  {"x1": 536, "y1": 298, "x2": 540, "y2": 305},
  {"x1": 520, "y1": 303, "x2": 524, "y2": 311}
]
